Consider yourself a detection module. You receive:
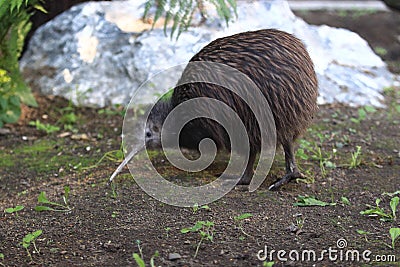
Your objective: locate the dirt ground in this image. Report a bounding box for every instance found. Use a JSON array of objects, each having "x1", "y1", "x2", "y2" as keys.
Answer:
[{"x1": 1, "y1": 10, "x2": 400, "y2": 267}]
